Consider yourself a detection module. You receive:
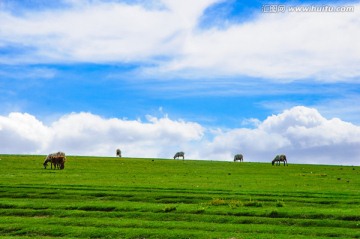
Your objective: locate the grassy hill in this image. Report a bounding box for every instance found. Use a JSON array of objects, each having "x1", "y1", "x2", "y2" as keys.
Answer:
[{"x1": 0, "y1": 155, "x2": 359, "y2": 238}]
